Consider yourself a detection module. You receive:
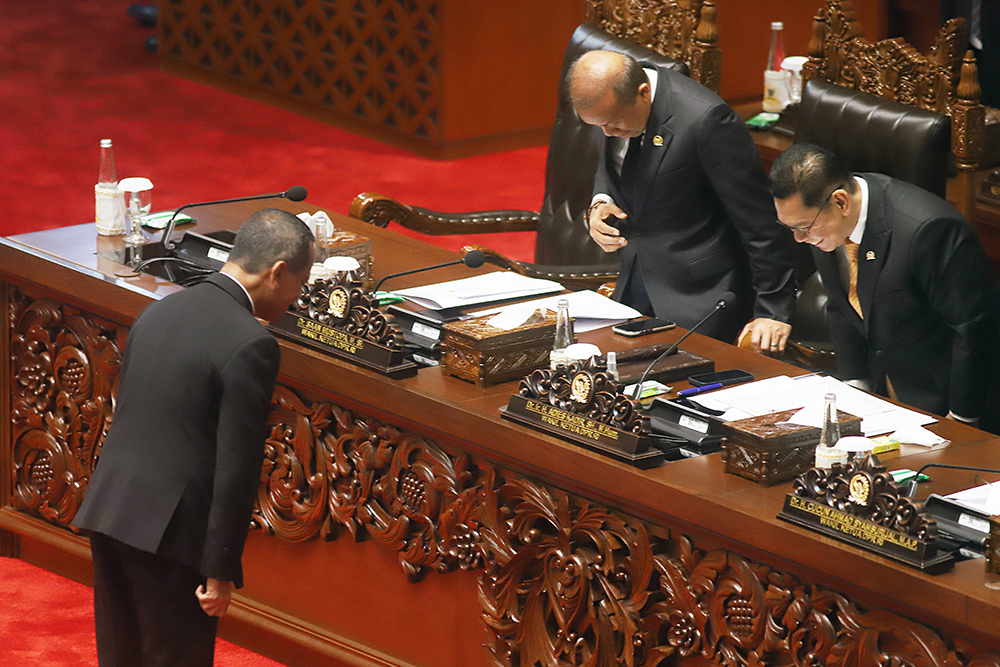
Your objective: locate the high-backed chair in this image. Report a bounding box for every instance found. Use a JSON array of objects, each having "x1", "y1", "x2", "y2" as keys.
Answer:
[
  {"x1": 349, "y1": 1, "x2": 721, "y2": 290},
  {"x1": 802, "y1": 0, "x2": 984, "y2": 225}
]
